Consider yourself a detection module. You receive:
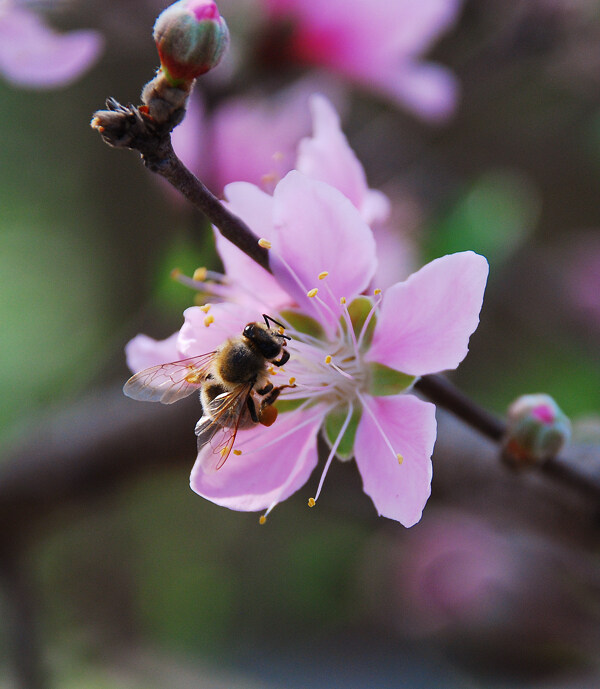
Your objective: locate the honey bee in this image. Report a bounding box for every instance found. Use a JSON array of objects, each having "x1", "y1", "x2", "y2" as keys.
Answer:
[{"x1": 123, "y1": 315, "x2": 294, "y2": 468}]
